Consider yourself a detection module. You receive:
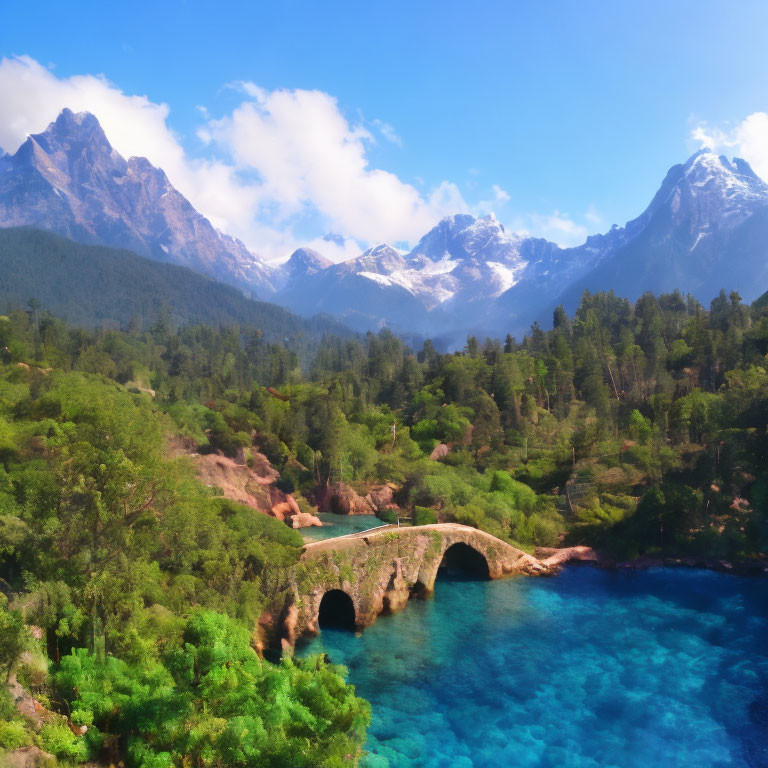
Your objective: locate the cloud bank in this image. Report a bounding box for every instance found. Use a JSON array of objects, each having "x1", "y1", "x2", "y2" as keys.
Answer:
[
  {"x1": 202, "y1": 82, "x2": 466, "y2": 246},
  {"x1": 0, "y1": 55, "x2": 598, "y2": 259}
]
